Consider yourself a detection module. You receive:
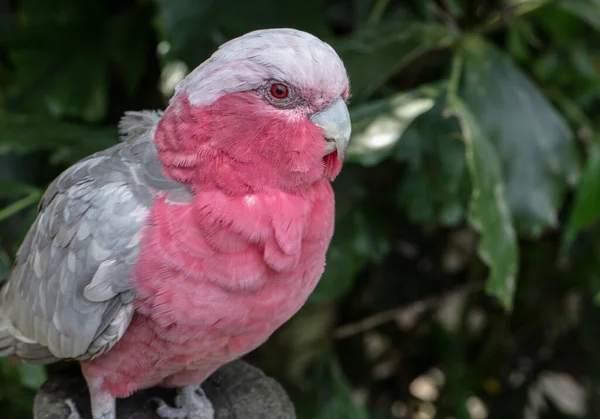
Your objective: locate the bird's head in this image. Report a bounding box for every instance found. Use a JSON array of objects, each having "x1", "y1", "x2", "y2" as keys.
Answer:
[{"x1": 154, "y1": 28, "x2": 351, "y2": 194}]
